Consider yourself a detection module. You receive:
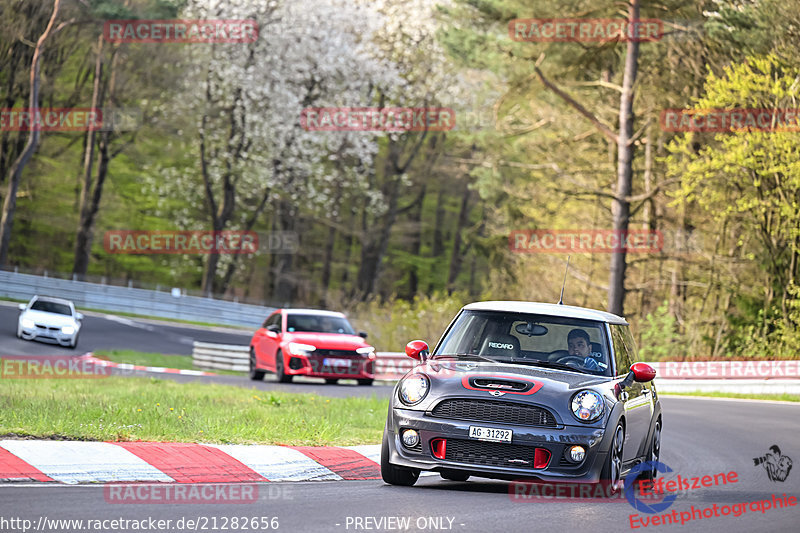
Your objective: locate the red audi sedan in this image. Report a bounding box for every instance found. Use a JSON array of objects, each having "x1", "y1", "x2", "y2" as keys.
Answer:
[{"x1": 249, "y1": 308, "x2": 376, "y2": 385}]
